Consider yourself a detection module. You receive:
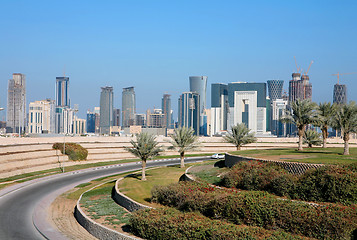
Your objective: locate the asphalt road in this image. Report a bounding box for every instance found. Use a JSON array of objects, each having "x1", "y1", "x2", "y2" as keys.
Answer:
[{"x1": 0, "y1": 156, "x2": 210, "y2": 240}]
